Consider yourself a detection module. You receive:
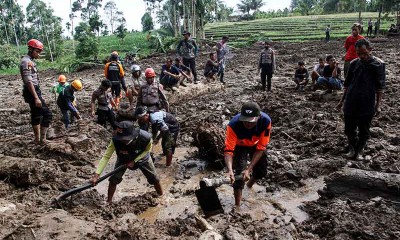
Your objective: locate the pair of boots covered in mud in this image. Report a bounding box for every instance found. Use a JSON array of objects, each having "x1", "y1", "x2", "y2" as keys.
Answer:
[{"x1": 346, "y1": 137, "x2": 367, "y2": 161}]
